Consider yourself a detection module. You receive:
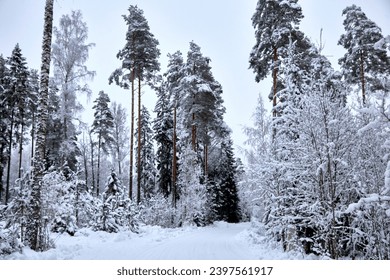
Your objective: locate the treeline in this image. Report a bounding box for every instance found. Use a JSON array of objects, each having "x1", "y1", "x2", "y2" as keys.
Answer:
[
  {"x1": 0, "y1": 2, "x2": 241, "y2": 254},
  {"x1": 241, "y1": 0, "x2": 390, "y2": 259}
]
